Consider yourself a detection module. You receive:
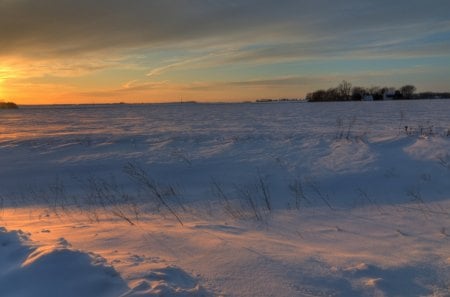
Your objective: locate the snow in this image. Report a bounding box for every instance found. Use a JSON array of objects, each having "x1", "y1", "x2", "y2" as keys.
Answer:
[
  {"x1": 0, "y1": 228, "x2": 127, "y2": 297},
  {"x1": 0, "y1": 227, "x2": 210, "y2": 297},
  {"x1": 0, "y1": 100, "x2": 449, "y2": 296}
]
